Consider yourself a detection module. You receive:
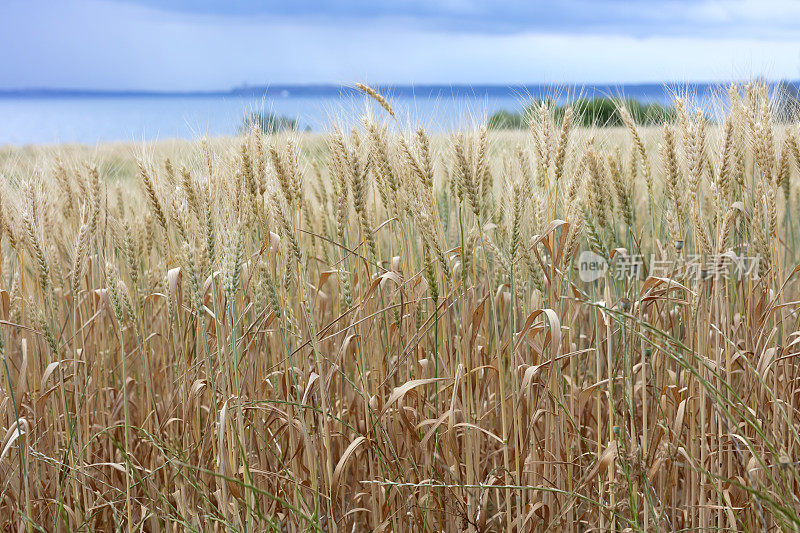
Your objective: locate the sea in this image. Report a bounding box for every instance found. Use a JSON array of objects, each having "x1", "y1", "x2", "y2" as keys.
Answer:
[{"x1": 0, "y1": 83, "x2": 774, "y2": 146}]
